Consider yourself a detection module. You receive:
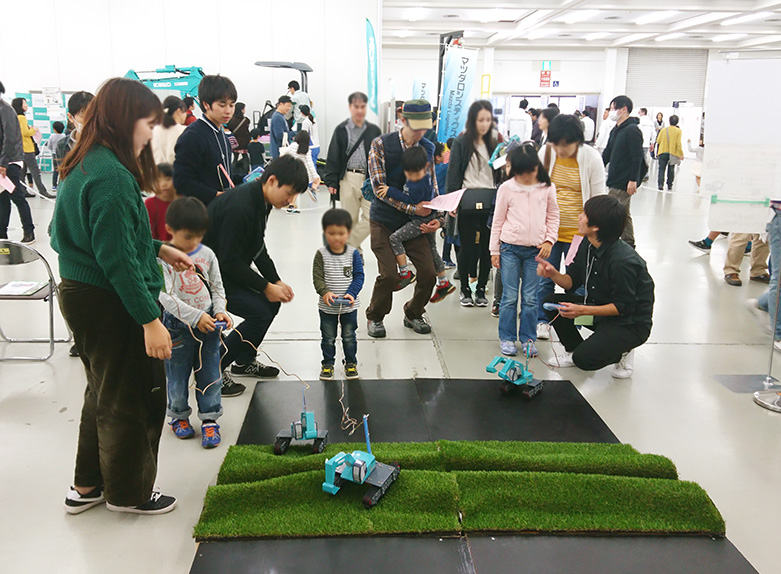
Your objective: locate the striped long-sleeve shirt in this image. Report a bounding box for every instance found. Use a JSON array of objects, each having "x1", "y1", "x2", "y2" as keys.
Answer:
[{"x1": 313, "y1": 245, "x2": 364, "y2": 314}]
